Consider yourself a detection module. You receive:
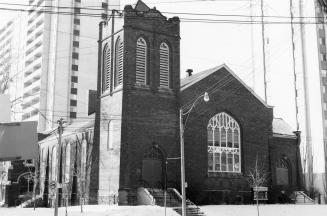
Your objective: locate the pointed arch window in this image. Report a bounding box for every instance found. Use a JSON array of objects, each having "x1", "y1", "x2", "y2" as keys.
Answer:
[
  {"x1": 40, "y1": 148, "x2": 47, "y2": 195},
  {"x1": 276, "y1": 158, "x2": 291, "y2": 185},
  {"x1": 136, "y1": 37, "x2": 147, "y2": 85},
  {"x1": 159, "y1": 42, "x2": 170, "y2": 88},
  {"x1": 102, "y1": 44, "x2": 111, "y2": 92},
  {"x1": 208, "y1": 112, "x2": 241, "y2": 173},
  {"x1": 81, "y1": 140, "x2": 87, "y2": 180},
  {"x1": 65, "y1": 143, "x2": 71, "y2": 182},
  {"x1": 51, "y1": 146, "x2": 57, "y2": 180},
  {"x1": 115, "y1": 37, "x2": 124, "y2": 87}
]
